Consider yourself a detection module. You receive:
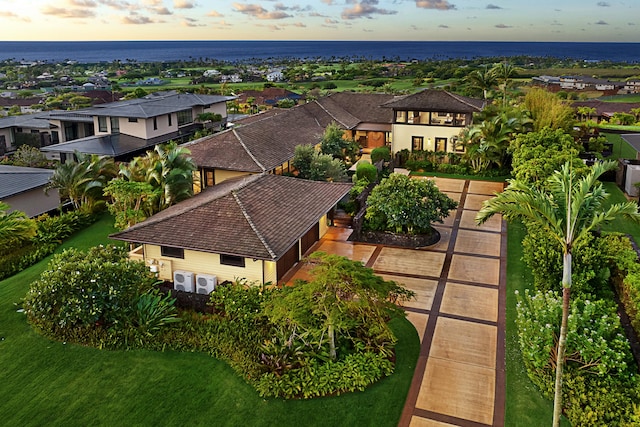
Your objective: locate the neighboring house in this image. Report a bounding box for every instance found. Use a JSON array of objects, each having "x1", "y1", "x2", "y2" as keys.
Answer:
[
  {"x1": 266, "y1": 70, "x2": 284, "y2": 82},
  {"x1": 110, "y1": 173, "x2": 351, "y2": 286},
  {"x1": 624, "y1": 80, "x2": 640, "y2": 94},
  {"x1": 0, "y1": 165, "x2": 59, "y2": 217},
  {"x1": 571, "y1": 100, "x2": 640, "y2": 123},
  {"x1": 382, "y1": 90, "x2": 484, "y2": 153},
  {"x1": 532, "y1": 75, "x2": 626, "y2": 95},
  {"x1": 39, "y1": 91, "x2": 235, "y2": 162}
]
